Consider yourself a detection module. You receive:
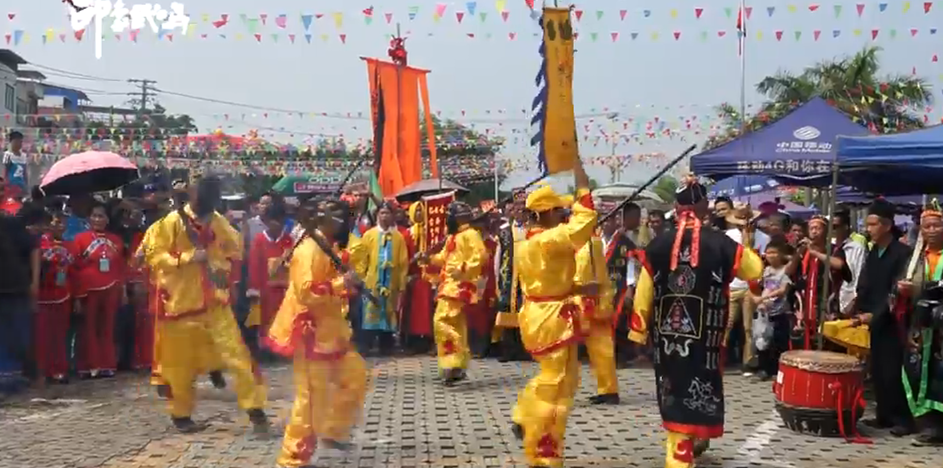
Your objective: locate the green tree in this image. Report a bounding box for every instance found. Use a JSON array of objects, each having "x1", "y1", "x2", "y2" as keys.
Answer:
[
  {"x1": 652, "y1": 176, "x2": 679, "y2": 203},
  {"x1": 705, "y1": 46, "x2": 932, "y2": 150},
  {"x1": 419, "y1": 114, "x2": 507, "y2": 193},
  {"x1": 86, "y1": 103, "x2": 197, "y2": 141},
  {"x1": 565, "y1": 177, "x2": 601, "y2": 195}
]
